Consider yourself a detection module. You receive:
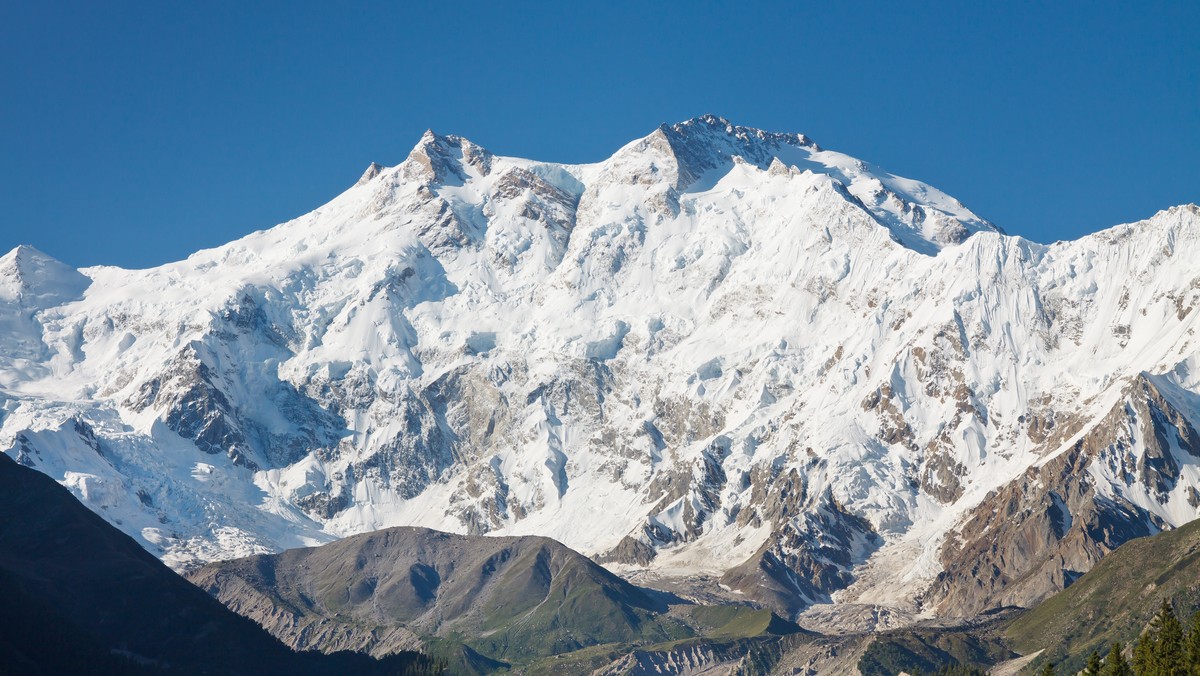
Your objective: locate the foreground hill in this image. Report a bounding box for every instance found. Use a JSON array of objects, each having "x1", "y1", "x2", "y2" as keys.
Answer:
[
  {"x1": 4, "y1": 114, "x2": 1200, "y2": 621},
  {"x1": 0, "y1": 452, "x2": 433, "y2": 675},
  {"x1": 187, "y1": 525, "x2": 803, "y2": 672}
]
